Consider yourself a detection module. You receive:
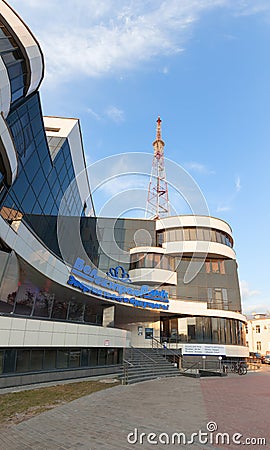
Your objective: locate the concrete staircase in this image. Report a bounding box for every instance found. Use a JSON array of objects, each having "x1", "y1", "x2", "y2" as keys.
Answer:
[{"x1": 119, "y1": 347, "x2": 182, "y2": 384}]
